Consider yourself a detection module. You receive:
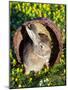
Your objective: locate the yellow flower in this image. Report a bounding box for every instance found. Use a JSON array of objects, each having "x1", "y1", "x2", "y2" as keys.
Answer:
[
  {"x1": 44, "y1": 13, "x2": 47, "y2": 17},
  {"x1": 44, "y1": 68, "x2": 47, "y2": 72},
  {"x1": 38, "y1": 71, "x2": 41, "y2": 75},
  {"x1": 55, "y1": 4, "x2": 58, "y2": 7},
  {"x1": 43, "y1": 4, "x2": 46, "y2": 9},
  {"x1": 12, "y1": 77, "x2": 14, "y2": 81},
  {"x1": 61, "y1": 5, "x2": 64, "y2": 10},
  {"x1": 39, "y1": 4, "x2": 42, "y2": 8},
  {"x1": 10, "y1": 50, "x2": 12, "y2": 59},
  {"x1": 20, "y1": 69, "x2": 22, "y2": 72},
  {"x1": 22, "y1": 64, "x2": 24, "y2": 67},
  {"x1": 64, "y1": 69, "x2": 65, "y2": 74},
  {"x1": 61, "y1": 54, "x2": 64, "y2": 58},
  {"x1": 12, "y1": 71, "x2": 14, "y2": 75},
  {"x1": 47, "y1": 4, "x2": 50, "y2": 7},
  {"x1": 48, "y1": 82, "x2": 51, "y2": 86},
  {"x1": 53, "y1": 12, "x2": 55, "y2": 16},
  {"x1": 13, "y1": 59, "x2": 16, "y2": 65},
  {"x1": 29, "y1": 78, "x2": 32, "y2": 82},
  {"x1": 46, "y1": 78, "x2": 49, "y2": 82},
  {"x1": 48, "y1": 12, "x2": 51, "y2": 15},
  {"x1": 17, "y1": 3, "x2": 21, "y2": 11},
  {"x1": 34, "y1": 3, "x2": 37, "y2": 8},
  {"x1": 17, "y1": 68, "x2": 19, "y2": 73},
  {"x1": 15, "y1": 5, "x2": 18, "y2": 9},
  {"x1": 15, "y1": 78, "x2": 18, "y2": 82},
  {"x1": 18, "y1": 84, "x2": 21, "y2": 87},
  {"x1": 39, "y1": 12, "x2": 42, "y2": 17},
  {"x1": 46, "y1": 7, "x2": 50, "y2": 11},
  {"x1": 32, "y1": 10, "x2": 34, "y2": 13},
  {"x1": 60, "y1": 58, "x2": 64, "y2": 64}
]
